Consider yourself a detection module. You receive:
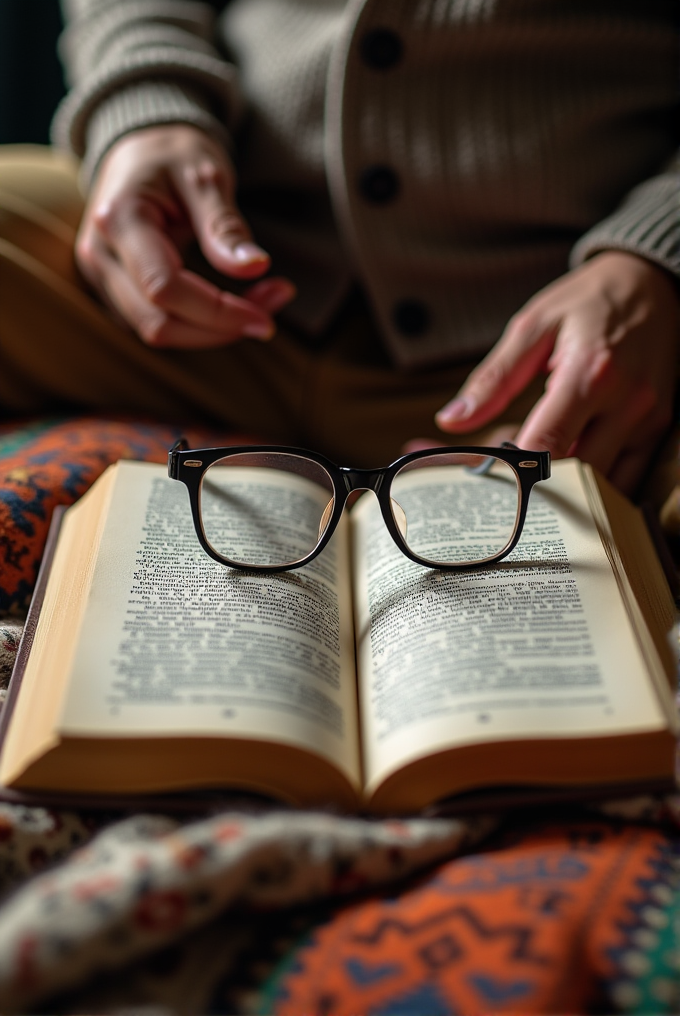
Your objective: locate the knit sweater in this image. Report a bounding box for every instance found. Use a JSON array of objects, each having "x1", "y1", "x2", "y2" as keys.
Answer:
[{"x1": 53, "y1": 0, "x2": 680, "y2": 366}]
